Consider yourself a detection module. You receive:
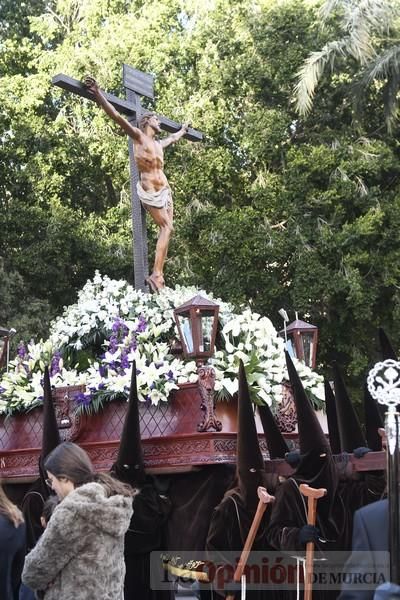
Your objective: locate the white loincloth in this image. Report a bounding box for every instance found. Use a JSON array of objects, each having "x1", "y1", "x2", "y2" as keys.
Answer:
[{"x1": 136, "y1": 182, "x2": 172, "y2": 209}]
